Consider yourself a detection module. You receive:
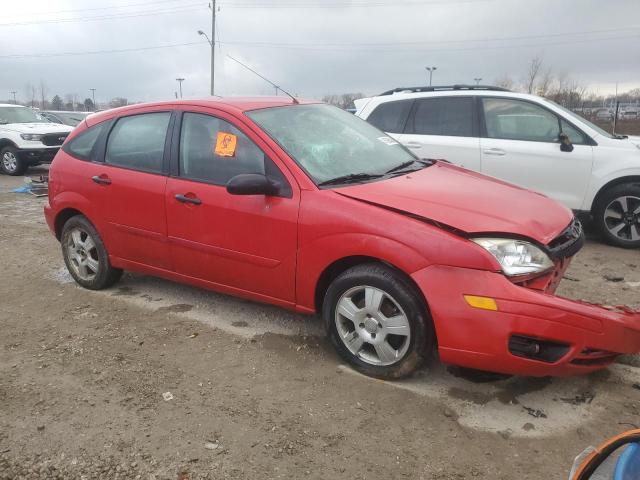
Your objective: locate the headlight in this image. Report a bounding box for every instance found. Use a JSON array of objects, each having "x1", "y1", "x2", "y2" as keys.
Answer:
[
  {"x1": 471, "y1": 238, "x2": 553, "y2": 276},
  {"x1": 20, "y1": 133, "x2": 43, "y2": 141}
]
